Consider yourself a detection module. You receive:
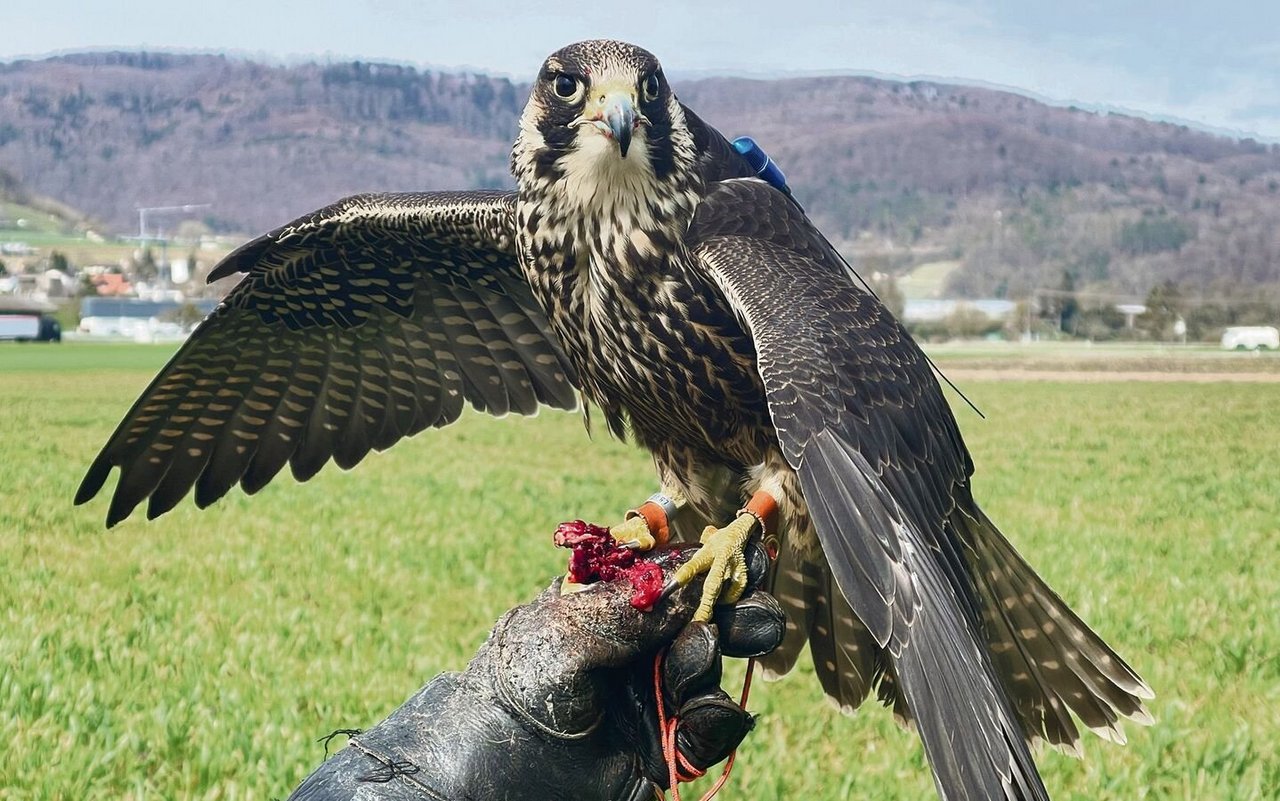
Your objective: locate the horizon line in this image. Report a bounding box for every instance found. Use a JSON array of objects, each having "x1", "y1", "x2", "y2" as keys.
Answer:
[{"x1": 2, "y1": 44, "x2": 1276, "y2": 146}]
